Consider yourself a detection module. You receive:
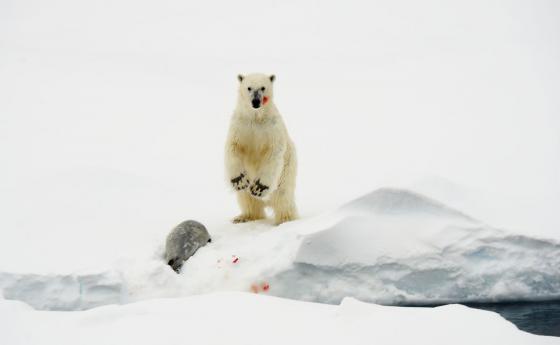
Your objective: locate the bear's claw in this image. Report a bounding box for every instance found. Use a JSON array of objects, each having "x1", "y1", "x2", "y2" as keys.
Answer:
[
  {"x1": 231, "y1": 173, "x2": 250, "y2": 191},
  {"x1": 250, "y1": 179, "x2": 269, "y2": 198}
]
